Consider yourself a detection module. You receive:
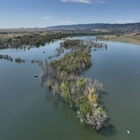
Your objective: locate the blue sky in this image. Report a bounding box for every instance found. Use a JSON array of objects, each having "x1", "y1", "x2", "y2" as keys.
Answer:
[{"x1": 0, "y1": 0, "x2": 140, "y2": 28}]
